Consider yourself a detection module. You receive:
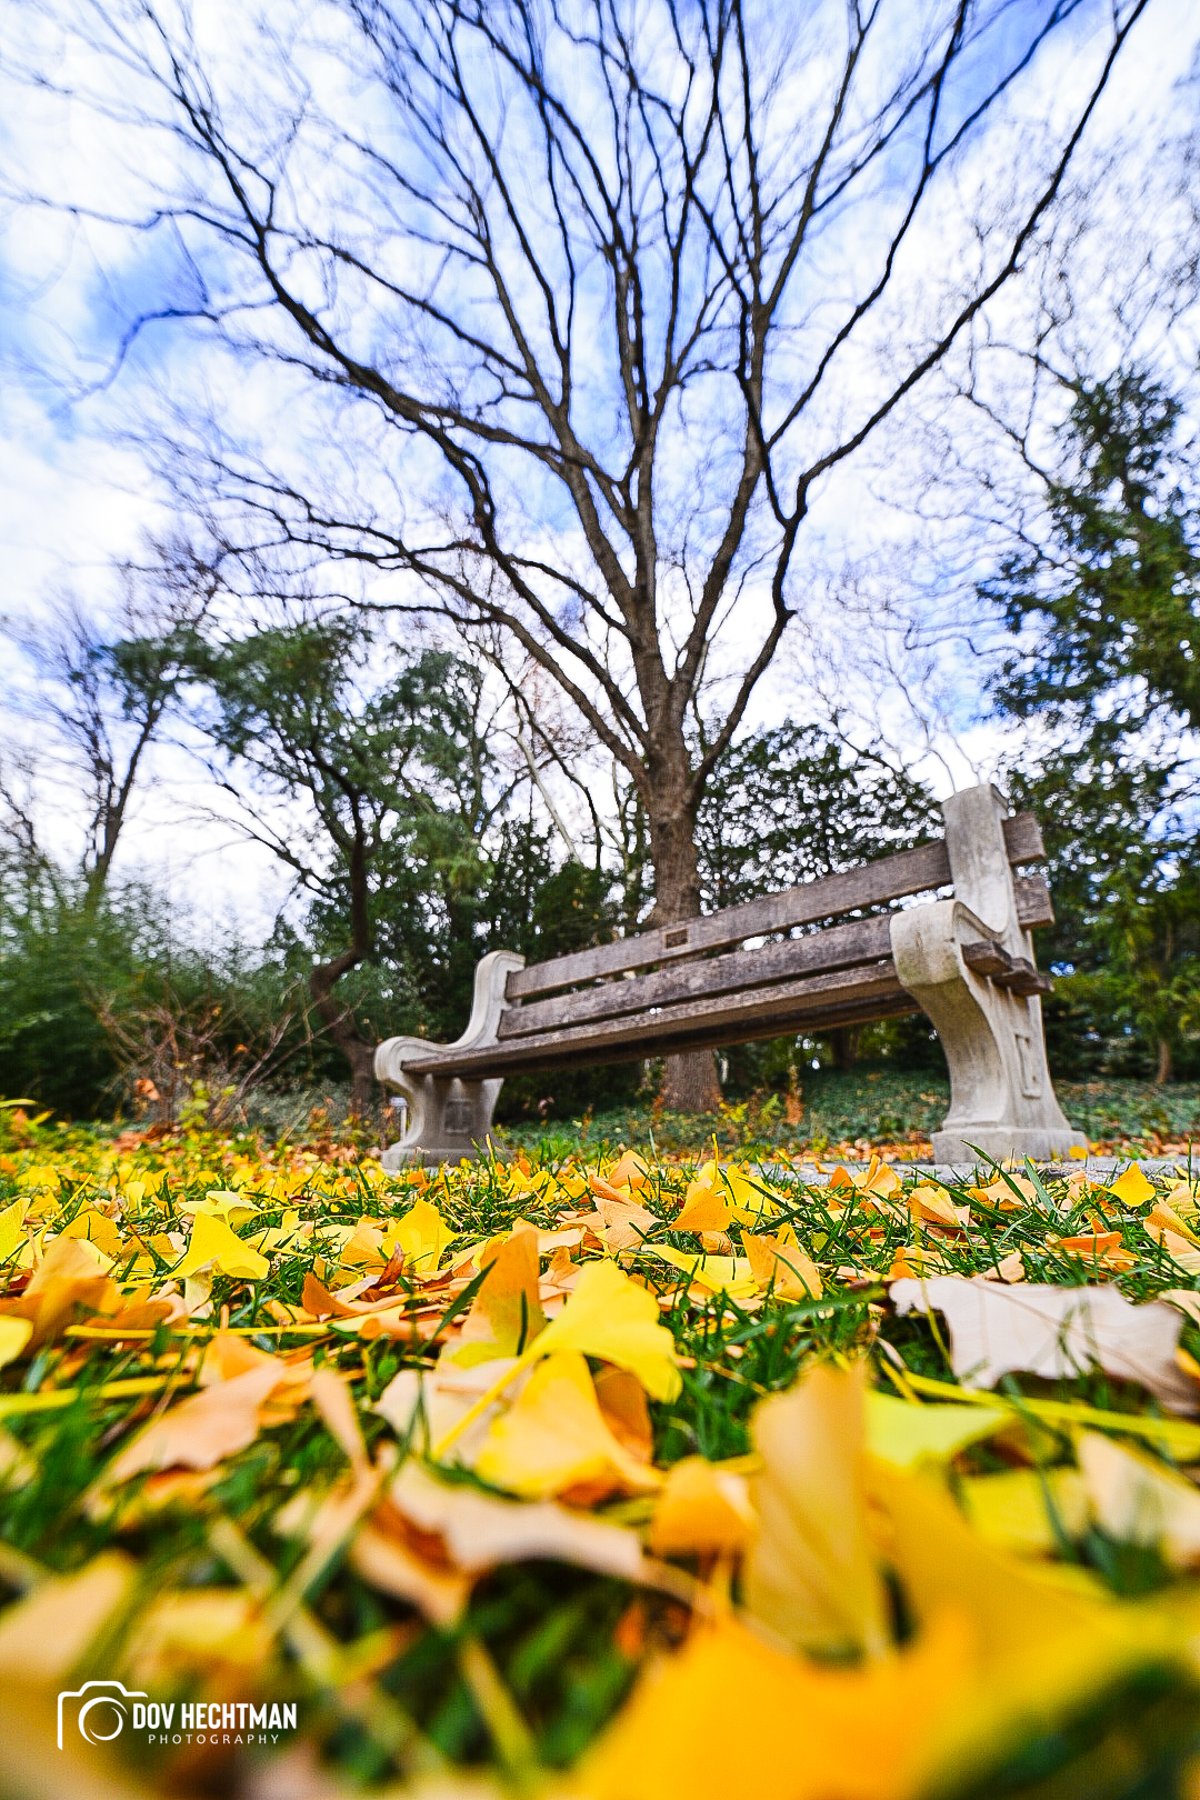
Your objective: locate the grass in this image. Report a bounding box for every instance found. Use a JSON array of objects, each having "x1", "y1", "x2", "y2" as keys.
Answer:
[
  {"x1": 491, "y1": 1065, "x2": 1200, "y2": 1162},
  {"x1": 0, "y1": 1107, "x2": 1198, "y2": 1797}
]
